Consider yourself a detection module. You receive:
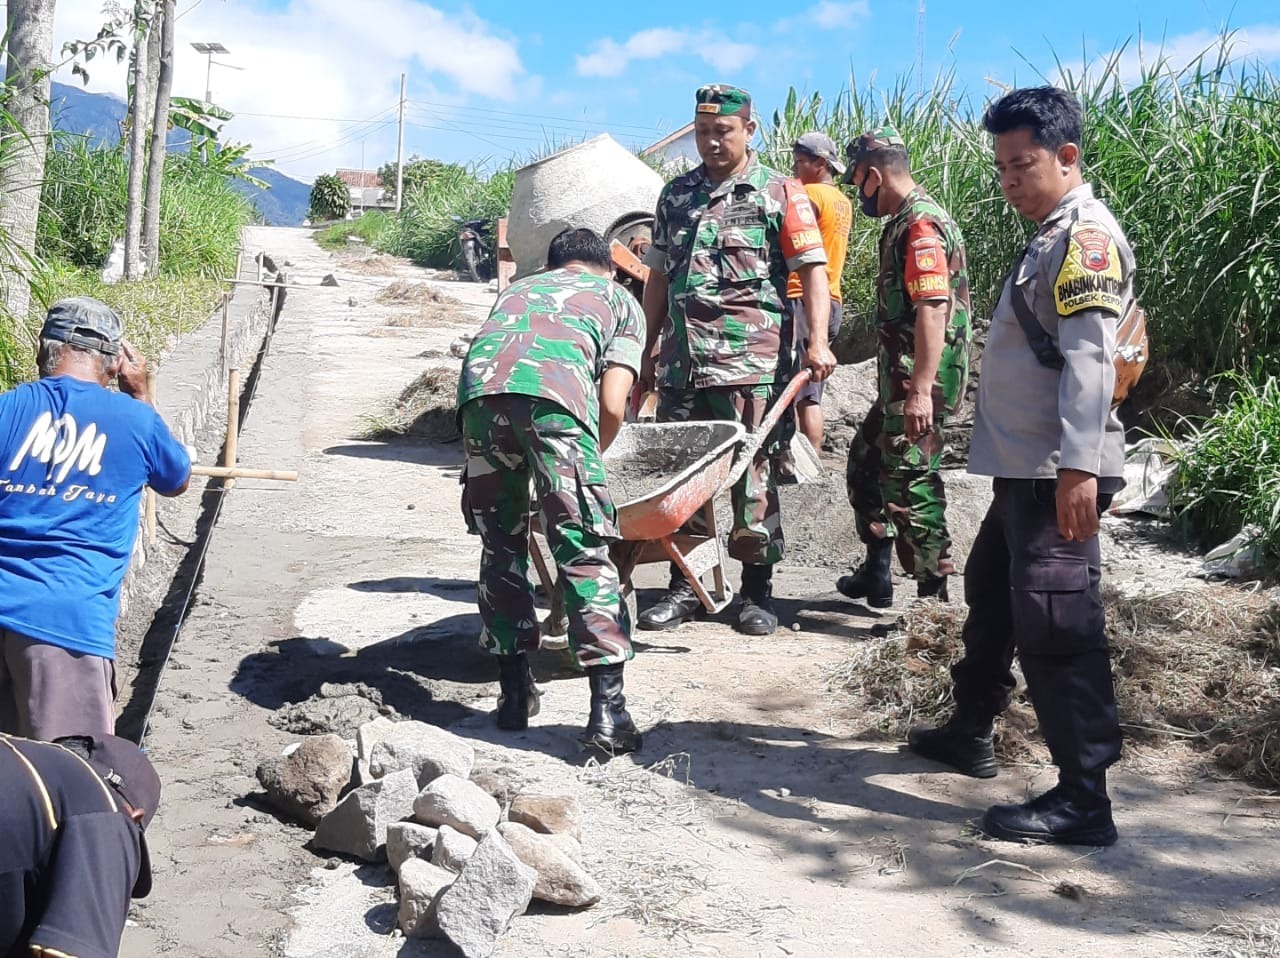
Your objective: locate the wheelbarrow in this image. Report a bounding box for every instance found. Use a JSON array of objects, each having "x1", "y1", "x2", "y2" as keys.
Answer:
[{"x1": 531, "y1": 370, "x2": 813, "y2": 637}]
